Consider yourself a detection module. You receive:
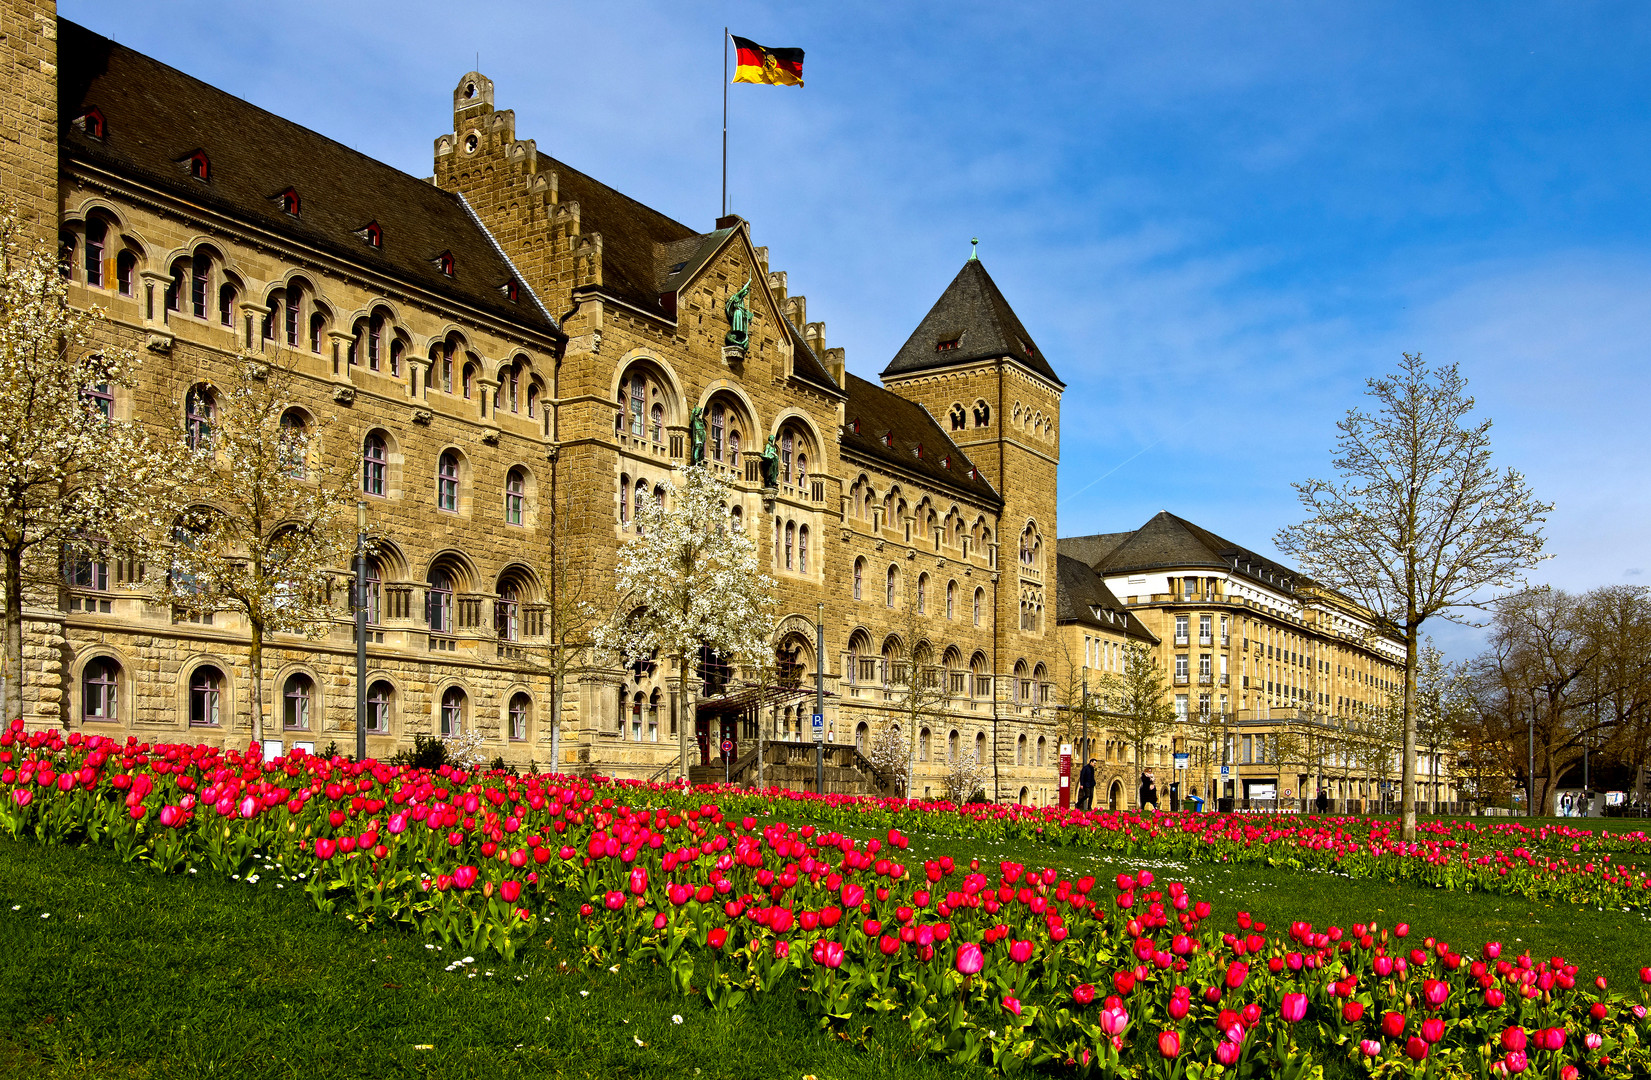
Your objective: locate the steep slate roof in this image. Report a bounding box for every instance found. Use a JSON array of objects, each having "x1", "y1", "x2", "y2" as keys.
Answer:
[
  {"x1": 842, "y1": 373, "x2": 1000, "y2": 505},
  {"x1": 1055, "y1": 554, "x2": 1158, "y2": 643},
  {"x1": 57, "y1": 20, "x2": 559, "y2": 337},
  {"x1": 881, "y1": 258, "x2": 1064, "y2": 387},
  {"x1": 1094, "y1": 511, "x2": 1316, "y2": 593},
  {"x1": 1057, "y1": 533, "x2": 1134, "y2": 569}
]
